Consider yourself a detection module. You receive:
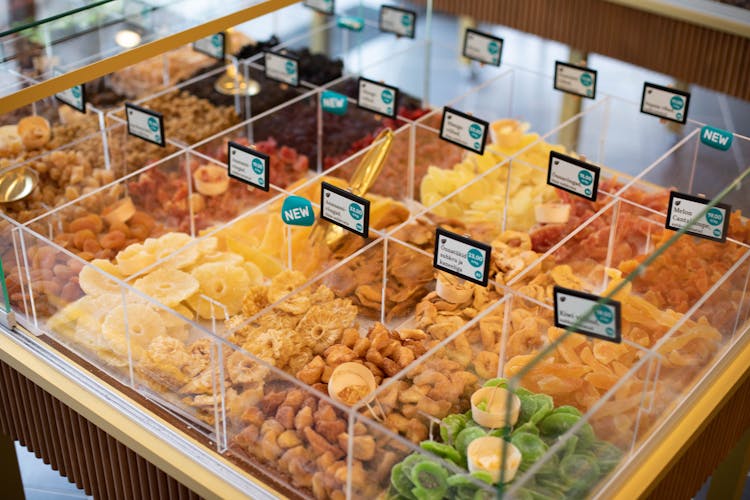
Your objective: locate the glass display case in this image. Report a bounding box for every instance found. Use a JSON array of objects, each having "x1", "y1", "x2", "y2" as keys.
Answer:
[{"x1": 1, "y1": 1, "x2": 749, "y2": 499}]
